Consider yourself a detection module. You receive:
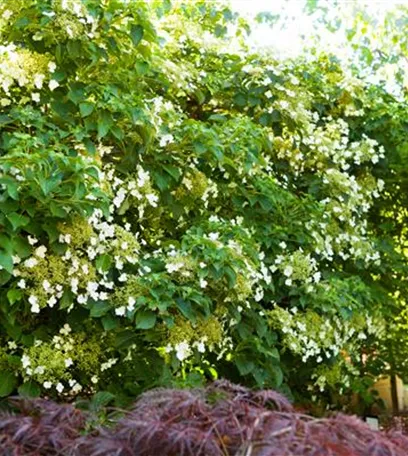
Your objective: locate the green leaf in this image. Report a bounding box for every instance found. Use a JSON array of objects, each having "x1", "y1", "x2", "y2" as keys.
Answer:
[
  {"x1": 111, "y1": 125, "x2": 124, "y2": 140},
  {"x1": 135, "y1": 61, "x2": 149, "y2": 75},
  {"x1": 162, "y1": 164, "x2": 181, "y2": 181},
  {"x1": 130, "y1": 24, "x2": 144, "y2": 46},
  {"x1": 97, "y1": 110, "x2": 113, "y2": 138},
  {"x1": 59, "y1": 290, "x2": 73, "y2": 310},
  {"x1": 0, "y1": 372, "x2": 17, "y2": 397},
  {"x1": 96, "y1": 254, "x2": 112, "y2": 272},
  {"x1": 273, "y1": 365, "x2": 284, "y2": 387},
  {"x1": 225, "y1": 266, "x2": 237, "y2": 287},
  {"x1": 194, "y1": 89, "x2": 205, "y2": 105},
  {"x1": 0, "y1": 234, "x2": 12, "y2": 252},
  {"x1": 208, "y1": 114, "x2": 227, "y2": 122},
  {"x1": 233, "y1": 93, "x2": 246, "y2": 107},
  {"x1": 18, "y1": 381, "x2": 41, "y2": 398},
  {"x1": 0, "y1": 114, "x2": 12, "y2": 125},
  {"x1": 136, "y1": 310, "x2": 157, "y2": 329},
  {"x1": 90, "y1": 300, "x2": 111, "y2": 317},
  {"x1": 102, "y1": 315, "x2": 119, "y2": 331},
  {"x1": 6, "y1": 213, "x2": 29, "y2": 231},
  {"x1": 79, "y1": 102, "x2": 95, "y2": 117},
  {"x1": 50, "y1": 202, "x2": 67, "y2": 218},
  {"x1": 114, "y1": 330, "x2": 138, "y2": 349},
  {"x1": 84, "y1": 139, "x2": 97, "y2": 155},
  {"x1": 235, "y1": 355, "x2": 255, "y2": 375},
  {"x1": 0, "y1": 250, "x2": 14, "y2": 274},
  {"x1": 7, "y1": 289, "x2": 22, "y2": 305},
  {"x1": 91, "y1": 391, "x2": 115, "y2": 410},
  {"x1": 176, "y1": 298, "x2": 196, "y2": 323}
]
